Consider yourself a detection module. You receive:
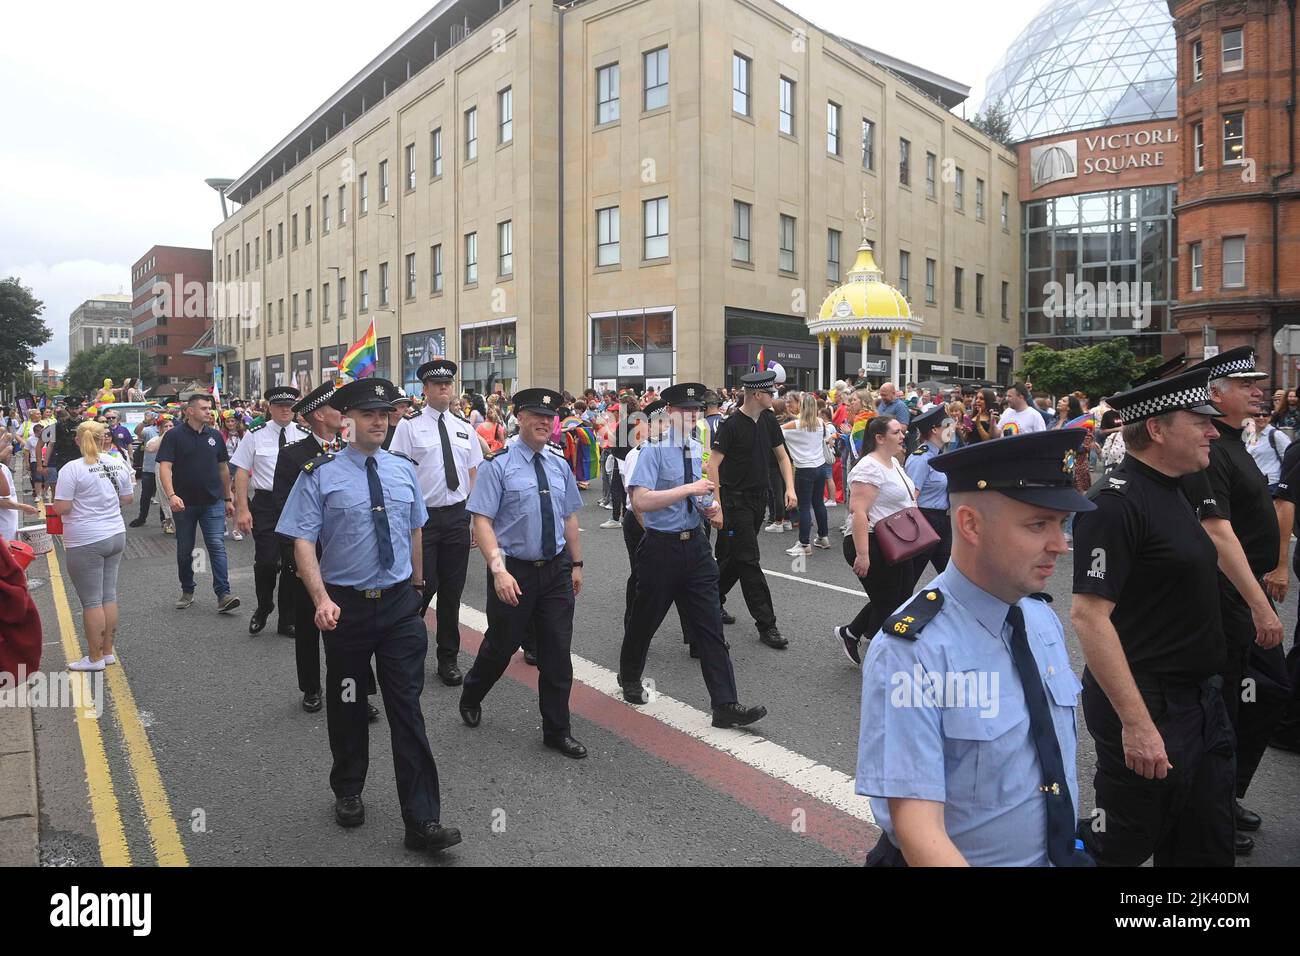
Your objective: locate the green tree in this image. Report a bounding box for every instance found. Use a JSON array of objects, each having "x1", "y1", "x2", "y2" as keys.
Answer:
[
  {"x1": 1019, "y1": 339, "x2": 1162, "y2": 402},
  {"x1": 972, "y1": 101, "x2": 1016, "y2": 148},
  {"x1": 64, "y1": 344, "x2": 151, "y2": 400},
  {"x1": 0, "y1": 277, "x2": 52, "y2": 393}
]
